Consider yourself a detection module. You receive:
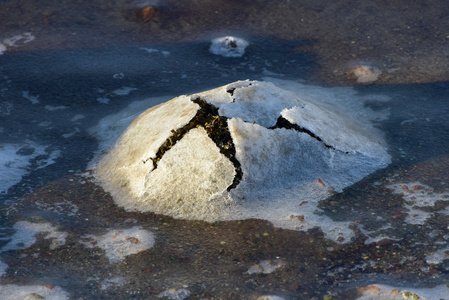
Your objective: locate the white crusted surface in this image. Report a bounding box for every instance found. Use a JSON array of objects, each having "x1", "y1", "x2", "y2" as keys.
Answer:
[
  {"x1": 246, "y1": 259, "x2": 286, "y2": 274},
  {"x1": 257, "y1": 296, "x2": 287, "y2": 300},
  {"x1": 0, "y1": 284, "x2": 70, "y2": 300},
  {"x1": 158, "y1": 288, "x2": 191, "y2": 299},
  {"x1": 0, "y1": 260, "x2": 7, "y2": 276},
  {"x1": 94, "y1": 79, "x2": 390, "y2": 243},
  {"x1": 387, "y1": 182, "x2": 449, "y2": 225},
  {"x1": 80, "y1": 226, "x2": 155, "y2": 264},
  {"x1": 356, "y1": 284, "x2": 449, "y2": 300},
  {"x1": 95, "y1": 96, "x2": 199, "y2": 201},
  {"x1": 136, "y1": 127, "x2": 236, "y2": 220},
  {"x1": 426, "y1": 247, "x2": 449, "y2": 265},
  {"x1": 100, "y1": 277, "x2": 126, "y2": 290},
  {"x1": 0, "y1": 221, "x2": 67, "y2": 252},
  {"x1": 0, "y1": 142, "x2": 47, "y2": 194},
  {"x1": 209, "y1": 36, "x2": 248, "y2": 58}
]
